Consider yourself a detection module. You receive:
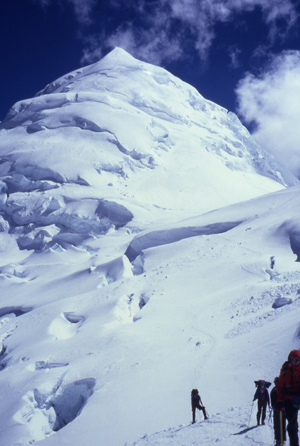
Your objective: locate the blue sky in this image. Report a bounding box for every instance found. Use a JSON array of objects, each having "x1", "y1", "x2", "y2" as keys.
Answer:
[{"x1": 1, "y1": 0, "x2": 300, "y2": 175}]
